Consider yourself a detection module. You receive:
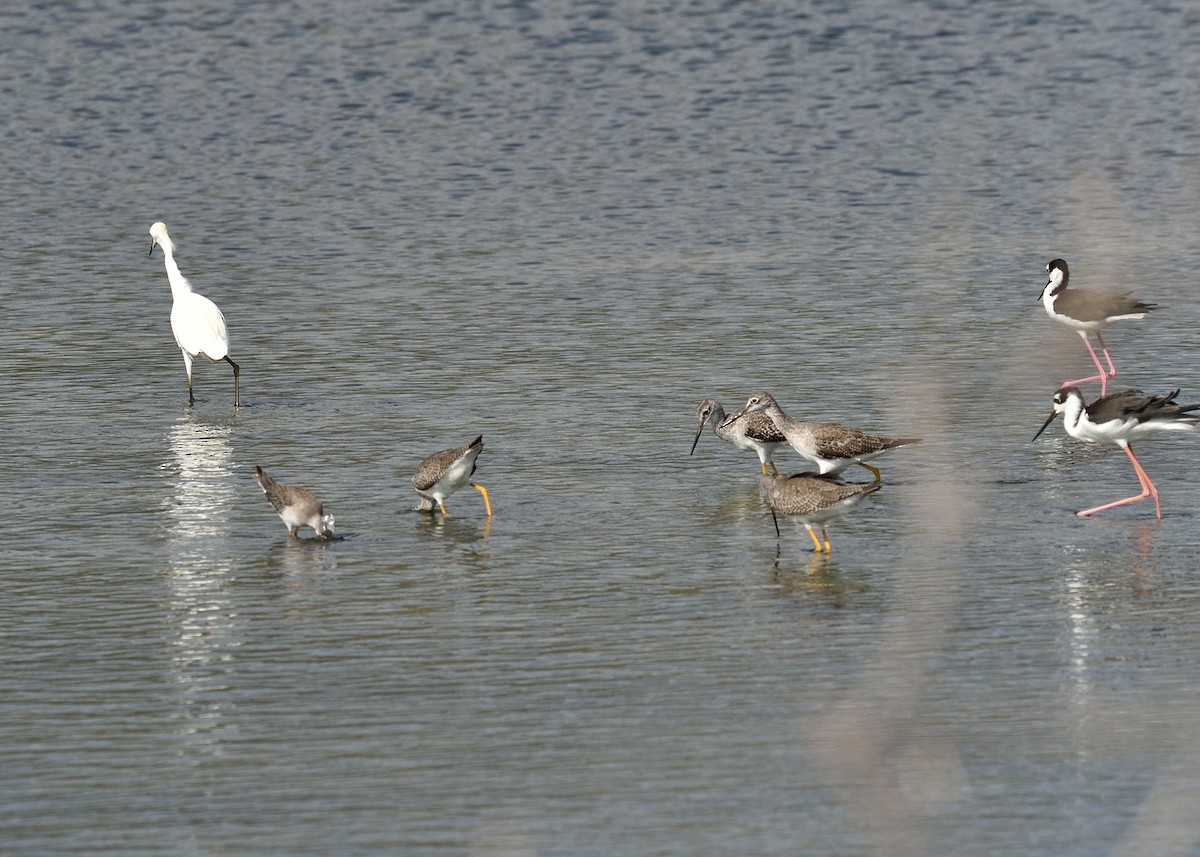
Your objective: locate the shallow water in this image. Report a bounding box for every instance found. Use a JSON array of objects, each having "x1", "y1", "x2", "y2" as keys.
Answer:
[{"x1": 5, "y1": 1, "x2": 1200, "y2": 854}]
